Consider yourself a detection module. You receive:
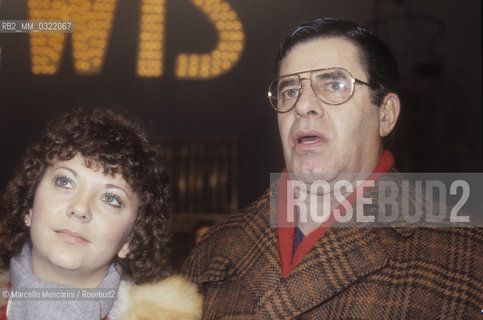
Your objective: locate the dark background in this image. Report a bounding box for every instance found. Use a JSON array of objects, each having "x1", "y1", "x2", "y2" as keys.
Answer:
[{"x1": 0, "y1": 0, "x2": 481, "y2": 211}]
